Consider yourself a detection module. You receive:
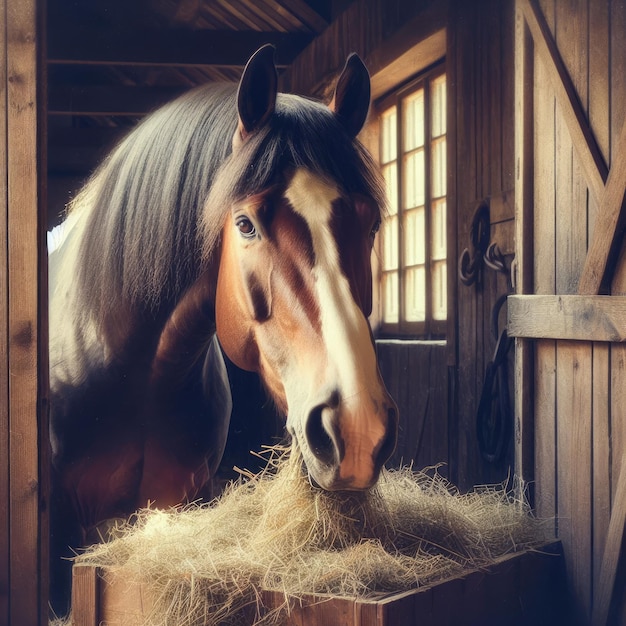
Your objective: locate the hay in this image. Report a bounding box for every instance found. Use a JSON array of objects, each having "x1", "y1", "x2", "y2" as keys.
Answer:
[{"x1": 73, "y1": 447, "x2": 551, "y2": 626}]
